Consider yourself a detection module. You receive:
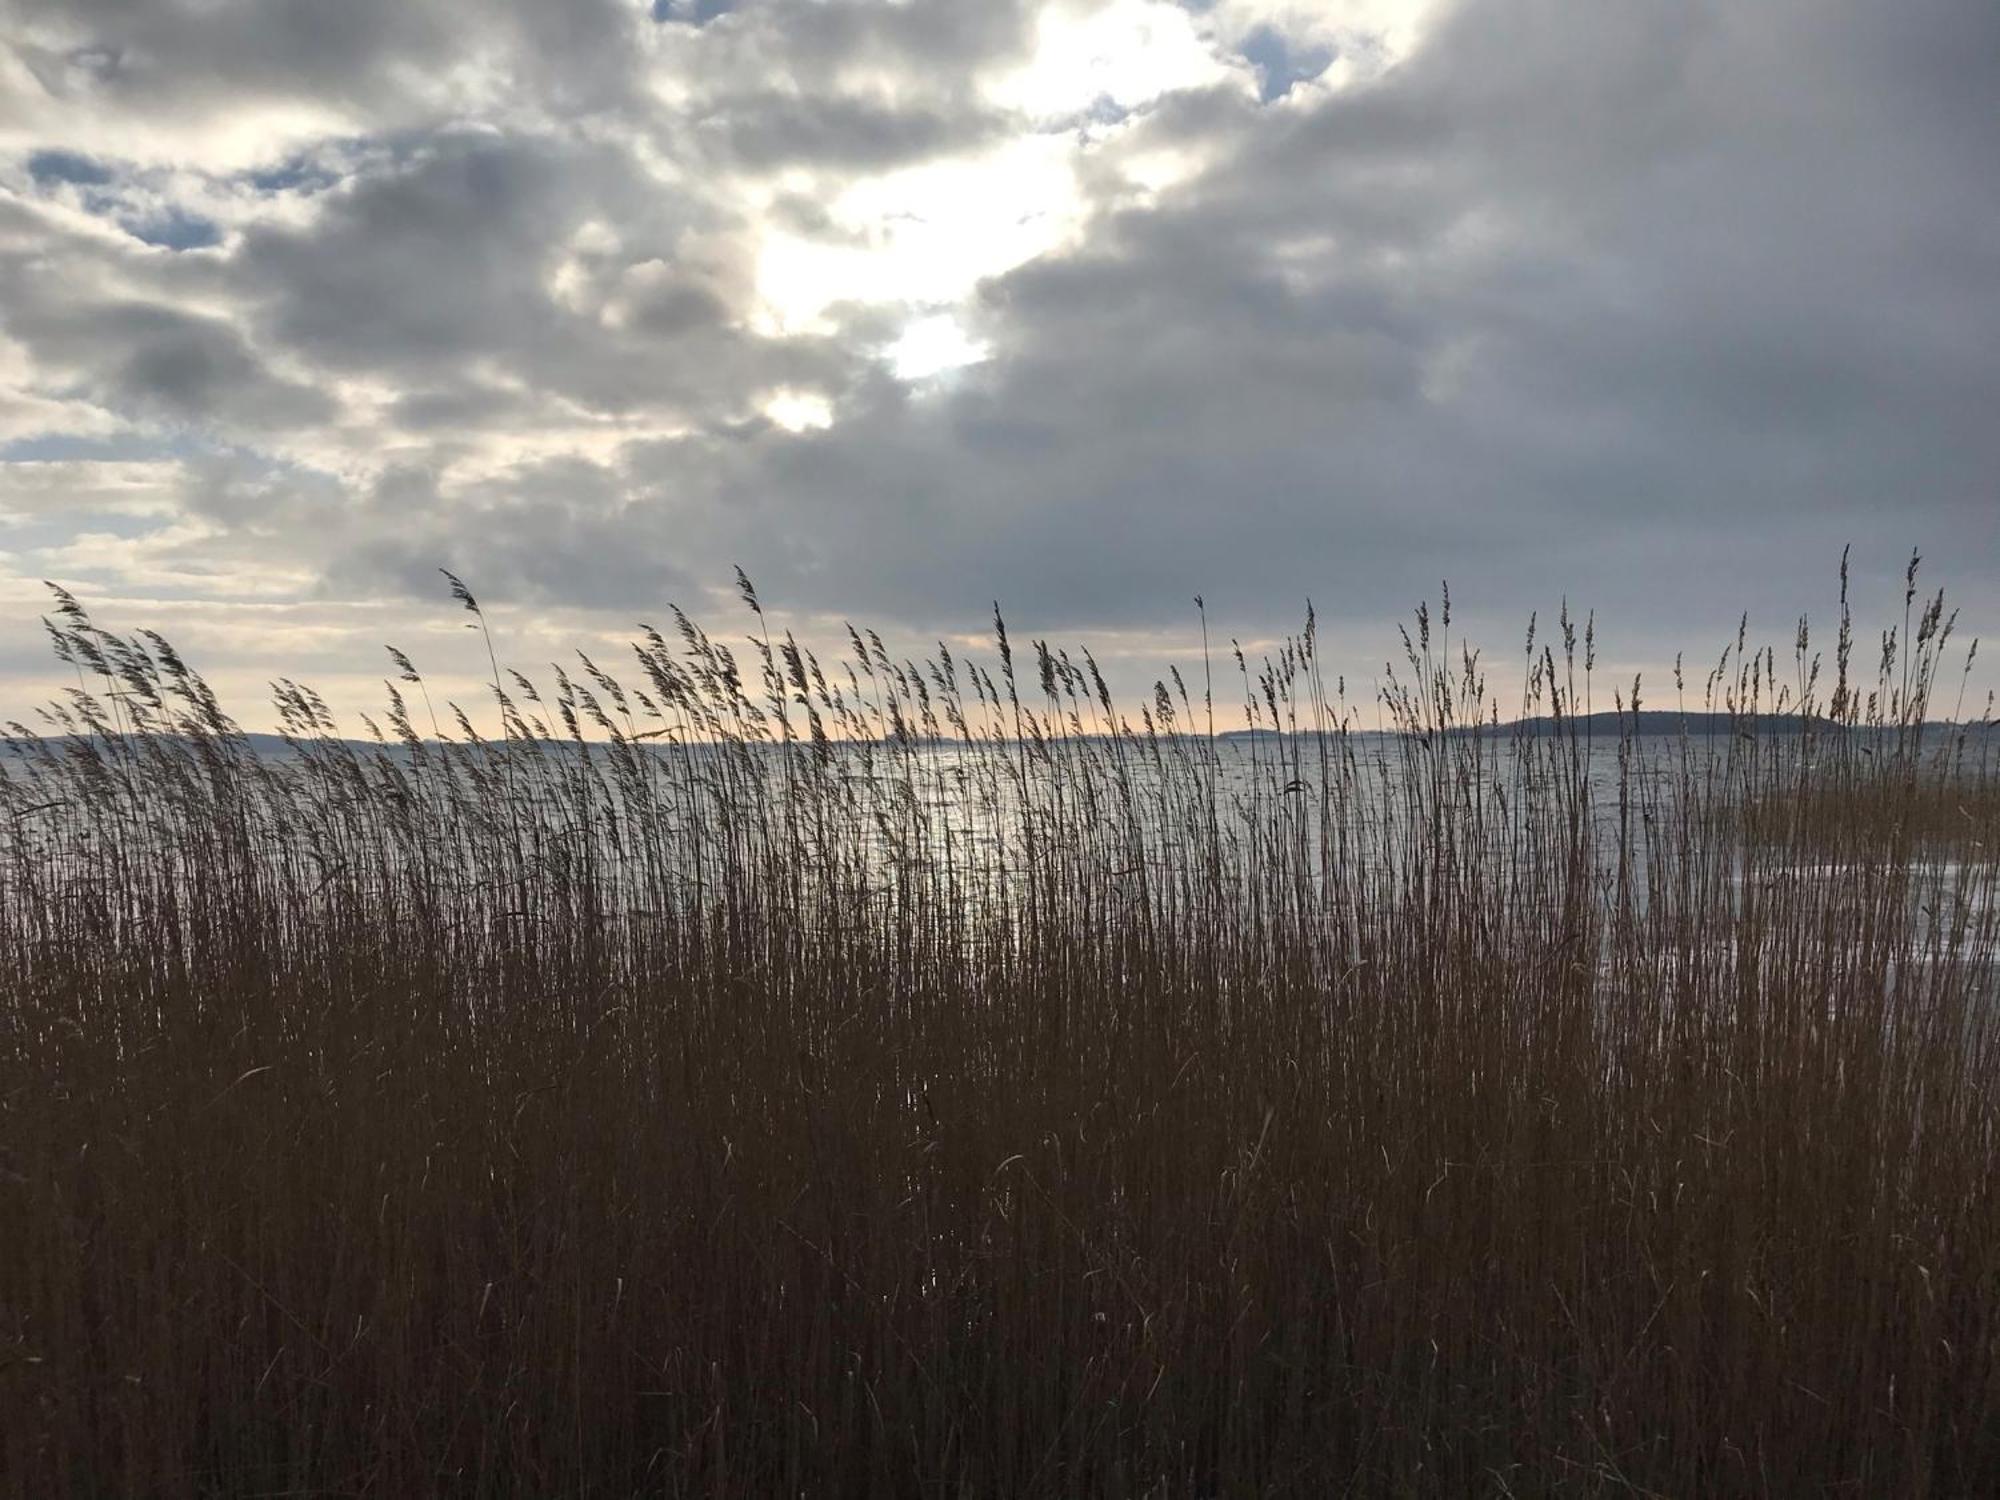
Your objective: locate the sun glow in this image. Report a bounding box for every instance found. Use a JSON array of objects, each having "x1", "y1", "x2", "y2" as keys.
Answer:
[
  {"x1": 885, "y1": 315, "x2": 990, "y2": 382},
  {"x1": 751, "y1": 134, "x2": 1084, "y2": 339},
  {"x1": 761, "y1": 389, "x2": 834, "y2": 432},
  {"x1": 990, "y1": 0, "x2": 1235, "y2": 122},
  {"x1": 742, "y1": 0, "x2": 1448, "y2": 387}
]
